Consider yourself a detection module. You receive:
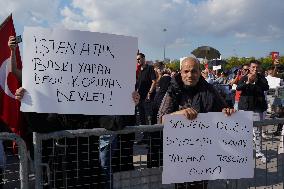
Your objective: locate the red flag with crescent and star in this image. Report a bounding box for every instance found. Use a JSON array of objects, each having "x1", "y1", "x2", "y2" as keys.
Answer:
[{"x1": 0, "y1": 14, "x2": 23, "y2": 136}]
